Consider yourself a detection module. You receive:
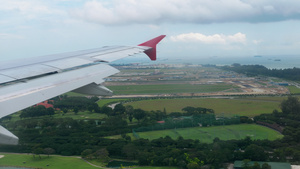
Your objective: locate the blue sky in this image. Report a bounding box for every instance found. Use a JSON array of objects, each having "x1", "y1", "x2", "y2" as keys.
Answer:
[{"x1": 1, "y1": 0, "x2": 300, "y2": 62}]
